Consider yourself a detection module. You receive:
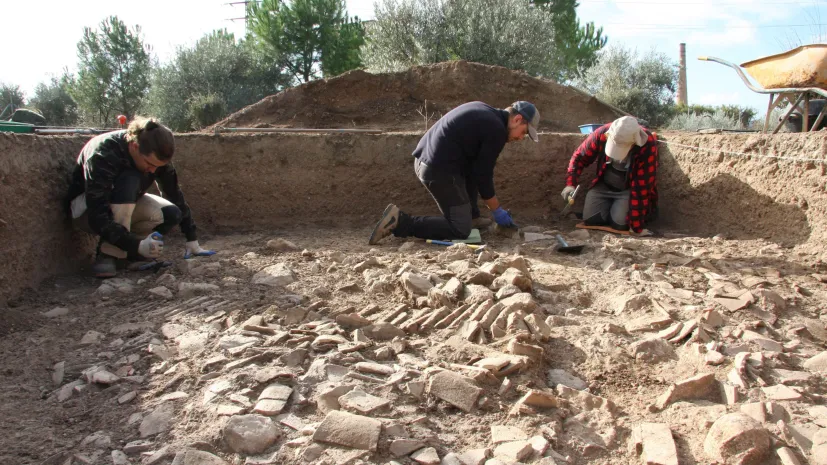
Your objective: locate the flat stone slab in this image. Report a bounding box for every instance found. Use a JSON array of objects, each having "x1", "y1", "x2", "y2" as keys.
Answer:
[
  {"x1": 338, "y1": 389, "x2": 391, "y2": 414},
  {"x1": 631, "y1": 422, "x2": 679, "y2": 465},
  {"x1": 547, "y1": 369, "x2": 587, "y2": 390},
  {"x1": 312, "y1": 410, "x2": 382, "y2": 451},
  {"x1": 762, "y1": 385, "x2": 803, "y2": 401},
  {"x1": 427, "y1": 370, "x2": 482, "y2": 413}
]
